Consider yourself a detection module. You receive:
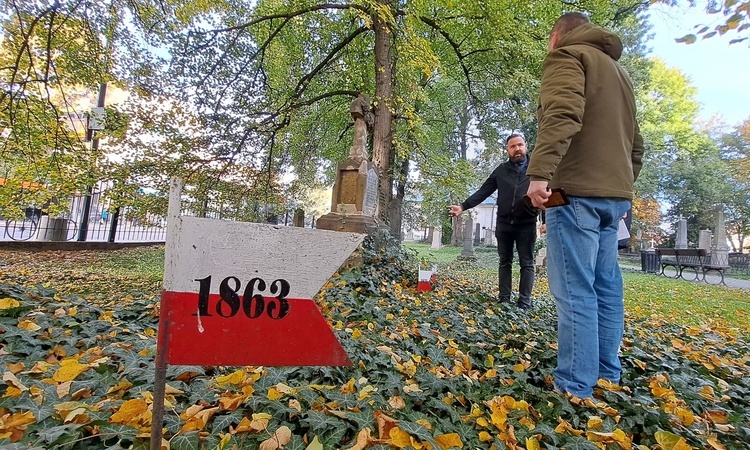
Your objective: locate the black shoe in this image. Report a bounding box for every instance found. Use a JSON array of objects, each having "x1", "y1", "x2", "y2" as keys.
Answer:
[
  {"x1": 517, "y1": 300, "x2": 531, "y2": 309},
  {"x1": 499, "y1": 297, "x2": 511, "y2": 303}
]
